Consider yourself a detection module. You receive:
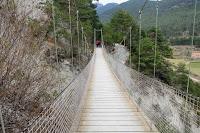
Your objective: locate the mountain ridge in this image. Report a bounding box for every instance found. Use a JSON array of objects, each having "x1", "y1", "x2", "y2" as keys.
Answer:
[
  {"x1": 99, "y1": 0, "x2": 200, "y2": 37},
  {"x1": 96, "y1": 3, "x2": 119, "y2": 15}
]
